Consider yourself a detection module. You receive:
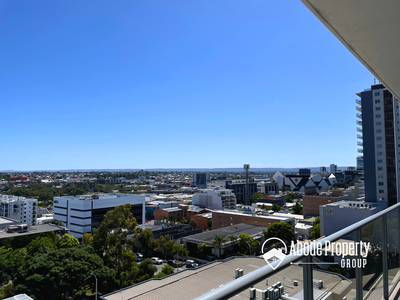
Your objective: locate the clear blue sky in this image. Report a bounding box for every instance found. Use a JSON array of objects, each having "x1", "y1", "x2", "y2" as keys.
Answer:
[{"x1": 0, "y1": 0, "x2": 373, "y2": 170}]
